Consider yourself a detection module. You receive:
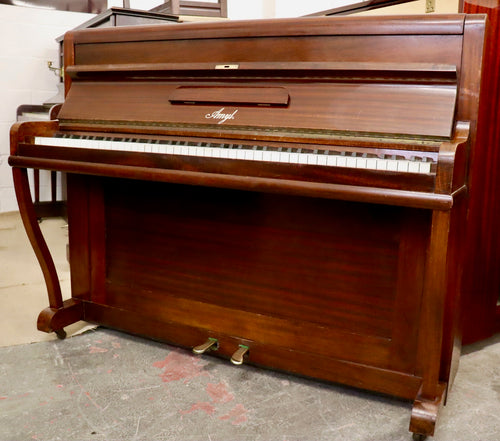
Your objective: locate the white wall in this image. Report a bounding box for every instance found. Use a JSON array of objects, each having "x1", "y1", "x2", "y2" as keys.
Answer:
[{"x1": 0, "y1": 5, "x2": 95, "y2": 213}]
